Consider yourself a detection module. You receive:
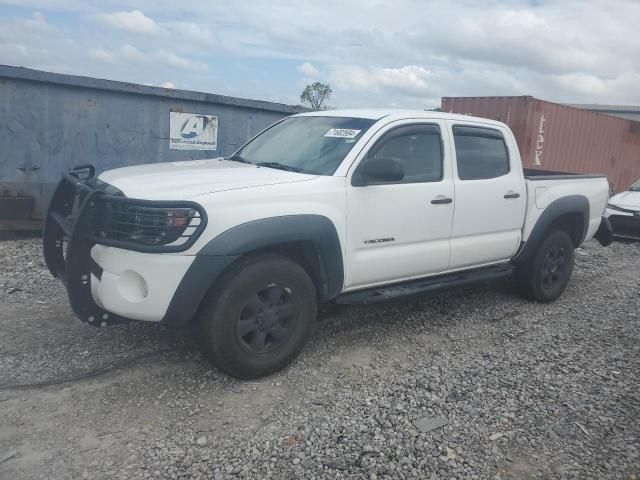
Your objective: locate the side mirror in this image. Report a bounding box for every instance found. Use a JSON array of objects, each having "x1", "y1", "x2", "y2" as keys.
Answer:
[{"x1": 354, "y1": 157, "x2": 404, "y2": 186}]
